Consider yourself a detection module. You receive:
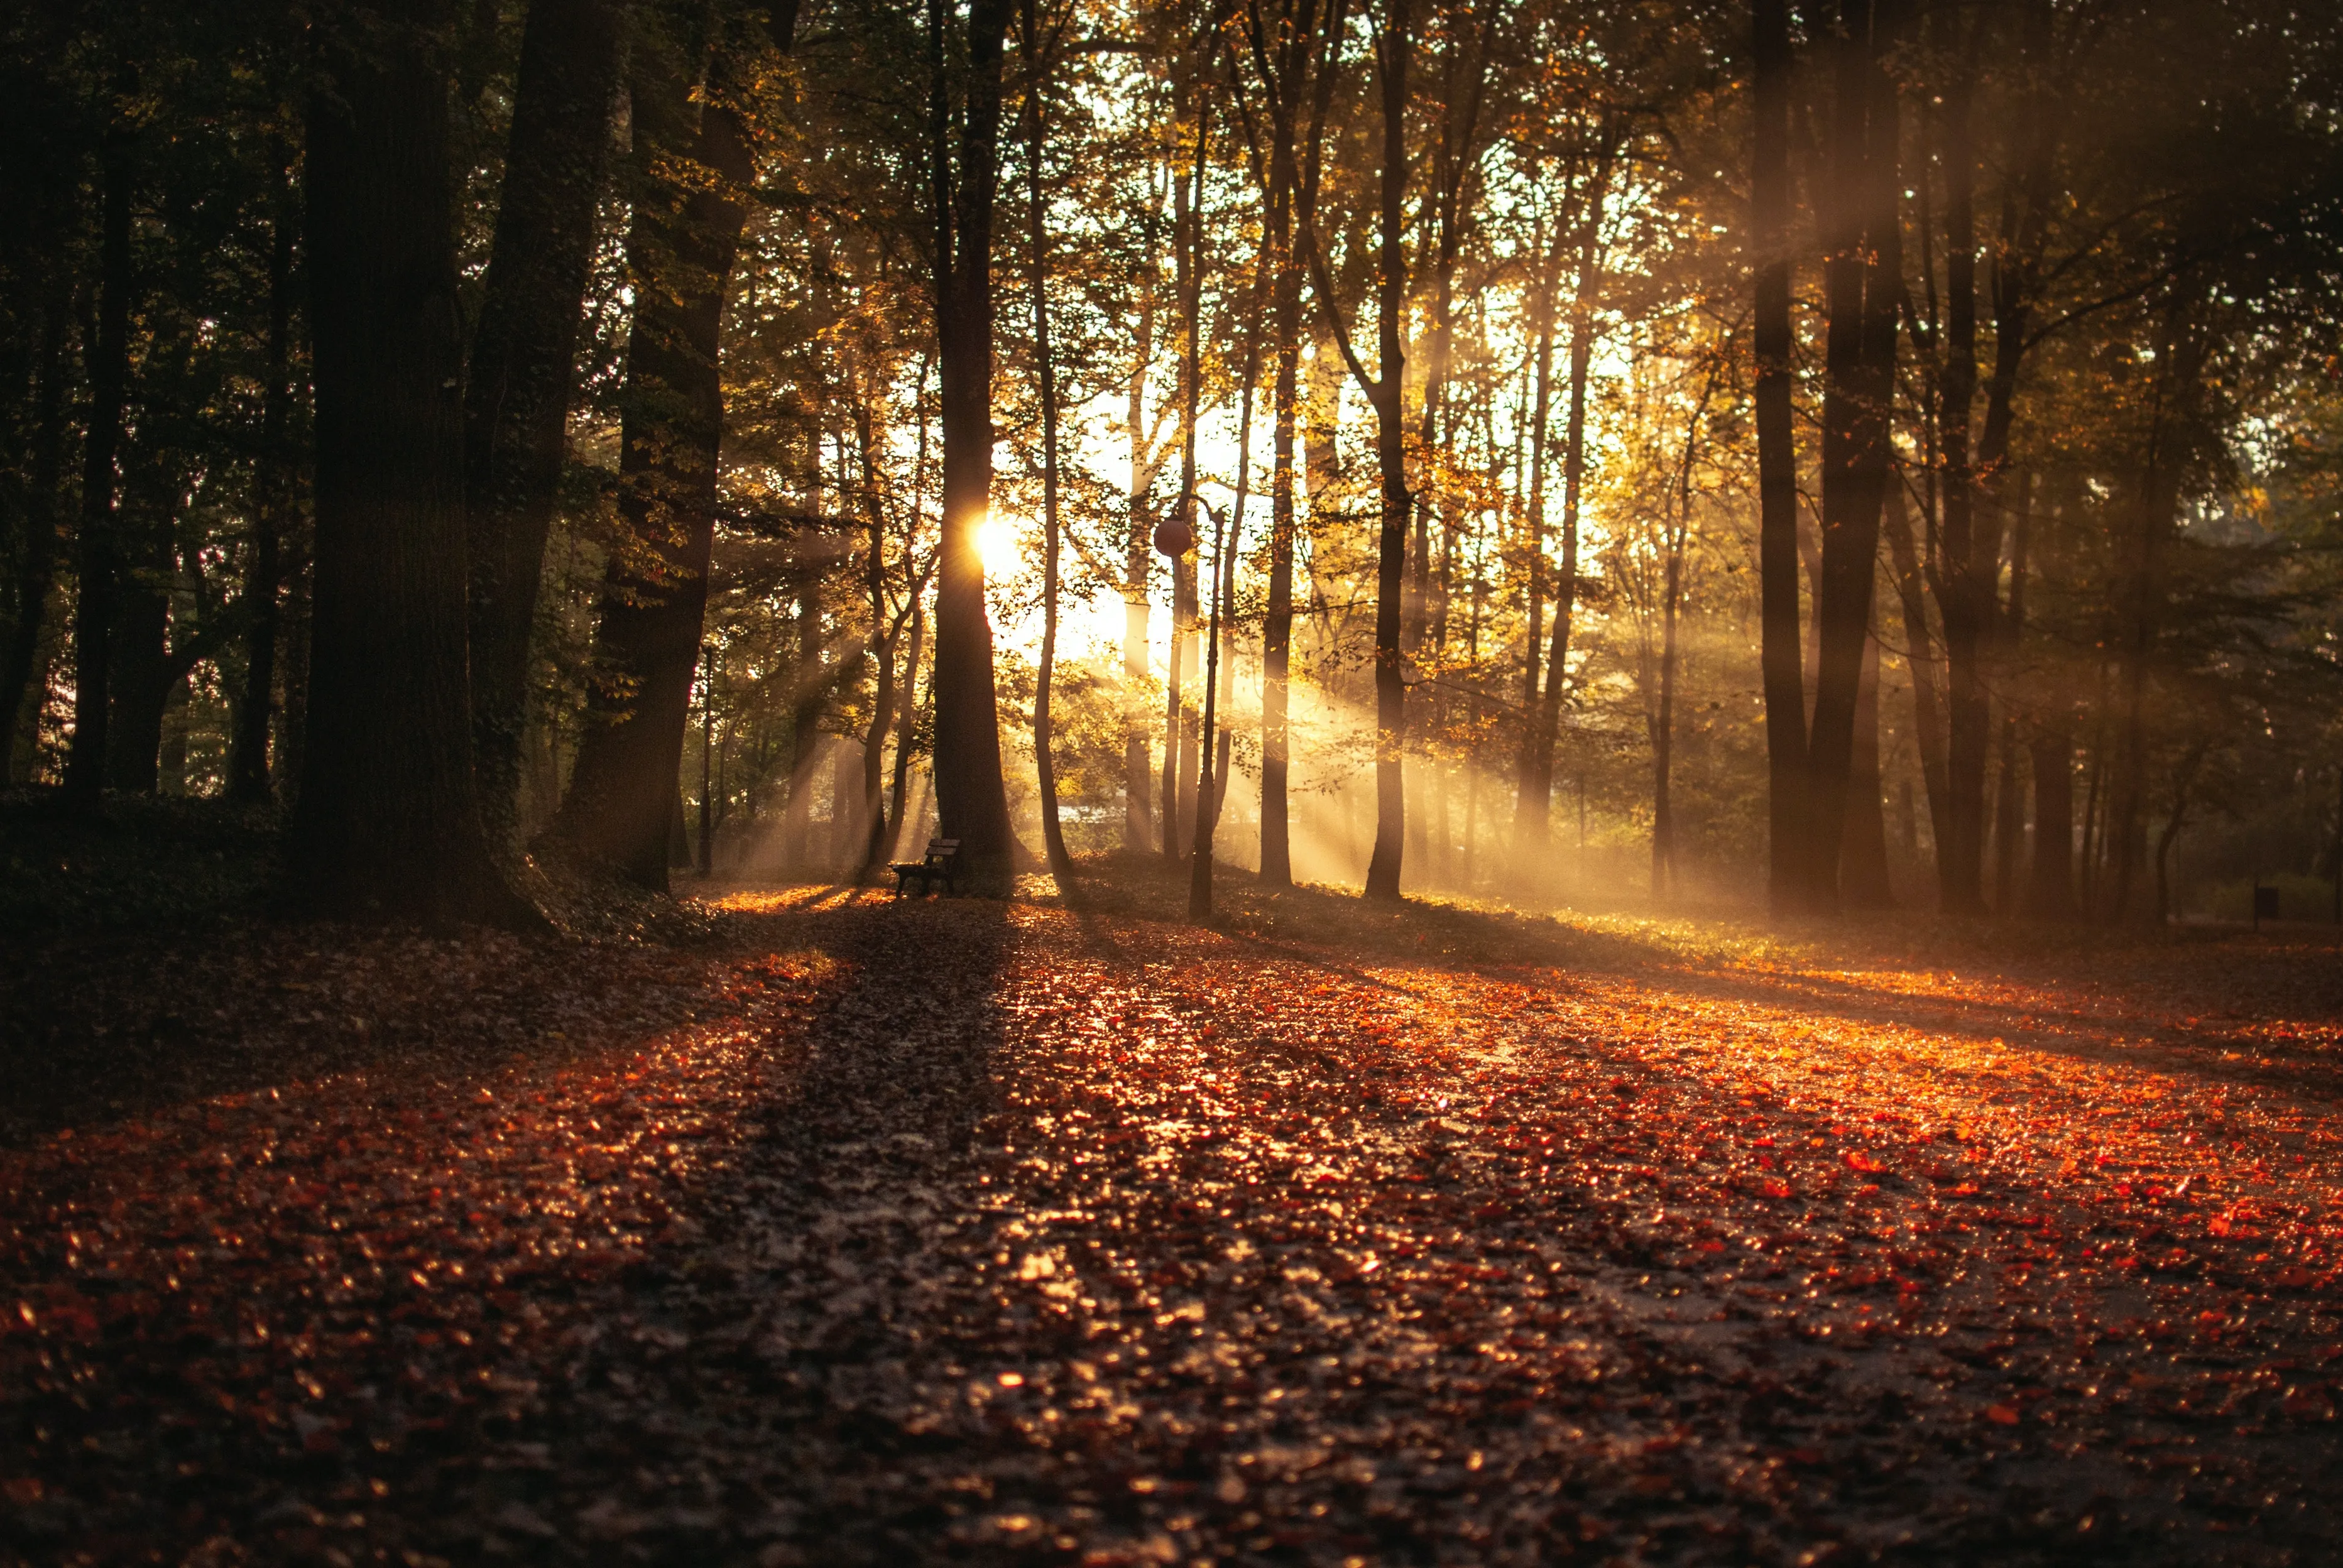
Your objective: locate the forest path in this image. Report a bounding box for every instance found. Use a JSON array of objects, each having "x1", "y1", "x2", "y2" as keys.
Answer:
[{"x1": 5, "y1": 886, "x2": 2341, "y2": 1565}]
